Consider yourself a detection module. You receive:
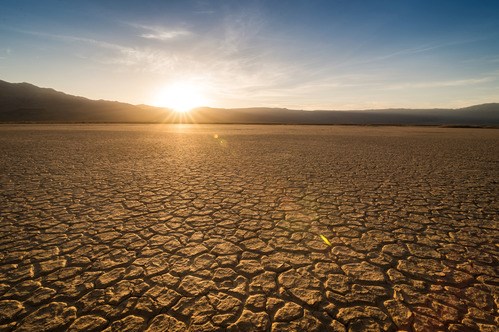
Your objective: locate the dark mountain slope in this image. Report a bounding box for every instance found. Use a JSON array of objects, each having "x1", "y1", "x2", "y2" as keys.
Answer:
[
  {"x1": 0, "y1": 80, "x2": 167, "y2": 122},
  {"x1": 1, "y1": 80, "x2": 498, "y2": 125}
]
